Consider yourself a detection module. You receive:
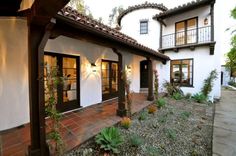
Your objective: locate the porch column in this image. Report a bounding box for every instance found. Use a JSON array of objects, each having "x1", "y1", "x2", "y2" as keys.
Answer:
[
  {"x1": 28, "y1": 21, "x2": 54, "y2": 156},
  {"x1": 147, "y1": 58, "x2": 154, "y2": 101},
  {"x1": 113, "y1": 49, "x2": 127, "y2": 117}
]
